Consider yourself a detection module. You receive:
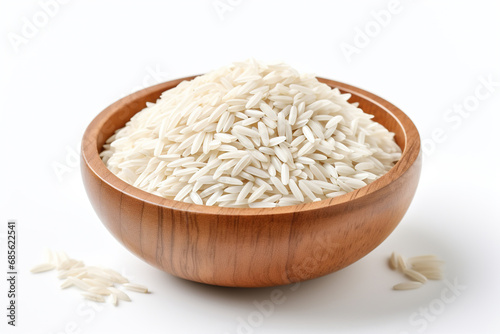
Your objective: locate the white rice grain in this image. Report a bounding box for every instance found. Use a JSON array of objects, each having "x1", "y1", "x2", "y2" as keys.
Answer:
[
  {"x1": 403, "y1": 268, "x2": 428, "y2": 284},
  {"x1": 108, "y1": 287, "x2": 132, "y2": 301},
  {"x1": 288, "y1": 179, "x2": 304, "y2": 202},
  {"x1": 30, "y1": 263, "x2": 55, "y2": 274},
  {"x1": 81, "y1": 292, "x2": 106, "y2": 303},
  {"x1": 101, "y1": 60, "x2": 401, "y2": 207},
  {"x1": 247, "y1": 184, "x2": 268, "y2": 204},
  {"x1": 123, "y1": 283, "x2": 149, "y2": 294},
  {"x1": 393, "y1": 282, "x2": 422, "y2": 290}
]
